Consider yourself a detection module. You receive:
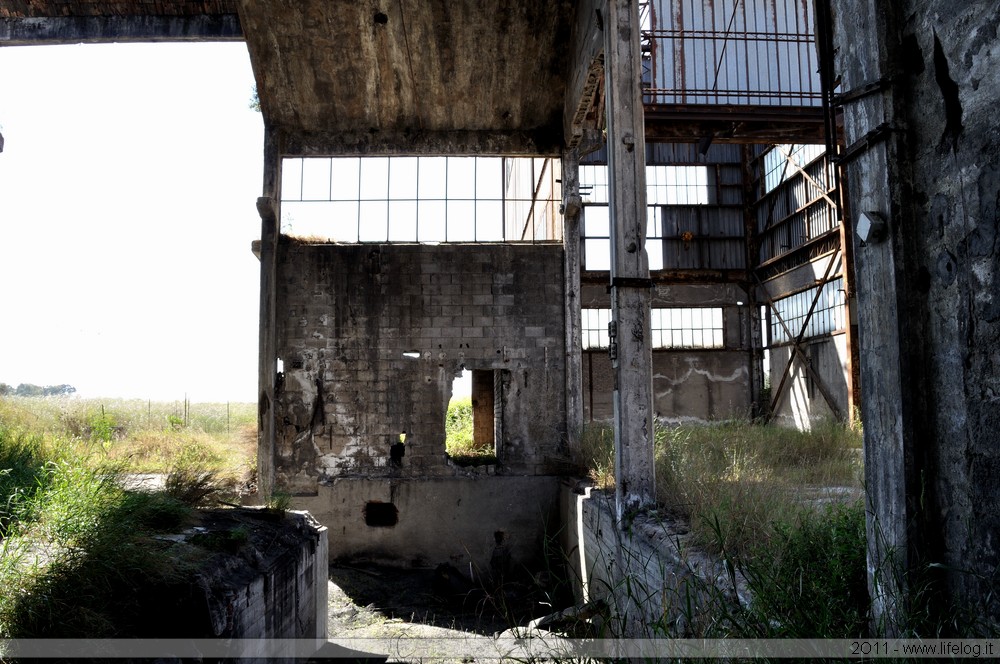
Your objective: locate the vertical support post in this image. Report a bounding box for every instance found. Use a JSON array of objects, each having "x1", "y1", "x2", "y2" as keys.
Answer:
[
  {"x1": 836, "y1": 165, "x2": 860, "y2": 423},
  {"x1": 562, "y1": 148, "x2": 585, "y2": 456},
  {"x1": 830, "y1": 0, "x2": 915, "y2": 634},
  {"x1": 741, "y1": 145, "x2": 766, "y2": 419},
  {"x1": 257, "y1": 126, "x2": 281, "y2": 498},
  {"x1": 604, "y1": 0, "x2": 655, "y2": 522}
]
